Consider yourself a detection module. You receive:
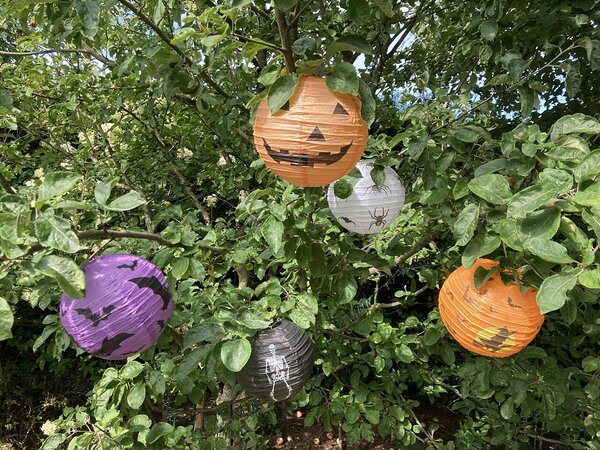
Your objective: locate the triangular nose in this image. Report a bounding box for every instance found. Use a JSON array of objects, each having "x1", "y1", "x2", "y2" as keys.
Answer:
[{"x1": 307, "y1": 126, "x2": 325, "y2": 141}]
